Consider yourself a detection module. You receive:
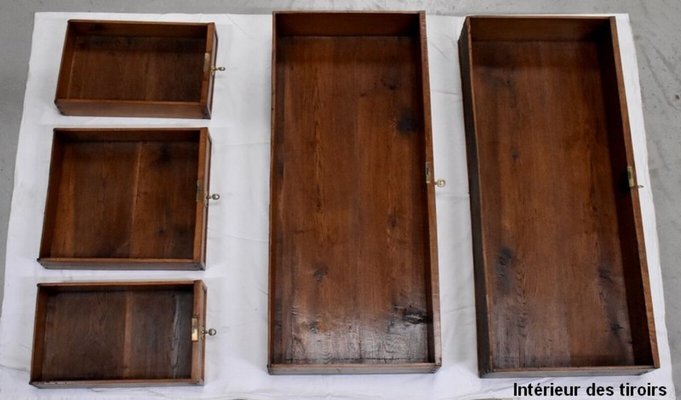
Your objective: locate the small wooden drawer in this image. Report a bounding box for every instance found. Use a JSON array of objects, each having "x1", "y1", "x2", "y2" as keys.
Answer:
[
  {"x1": 459, "y1": 16, "x2": 659, "y2": 377},
  {"x1": 30, "y1": 280, "x2": 210, "y2": 387},
  {"x1": 38, "y1": 128, "x2": 212, "y2": 270},
  {"x1": 55, "y1": 20, "x2": 218, "y2": 118},
  {"x1": 269, "y1": 12, "x2": 441, "y2": 374}
]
